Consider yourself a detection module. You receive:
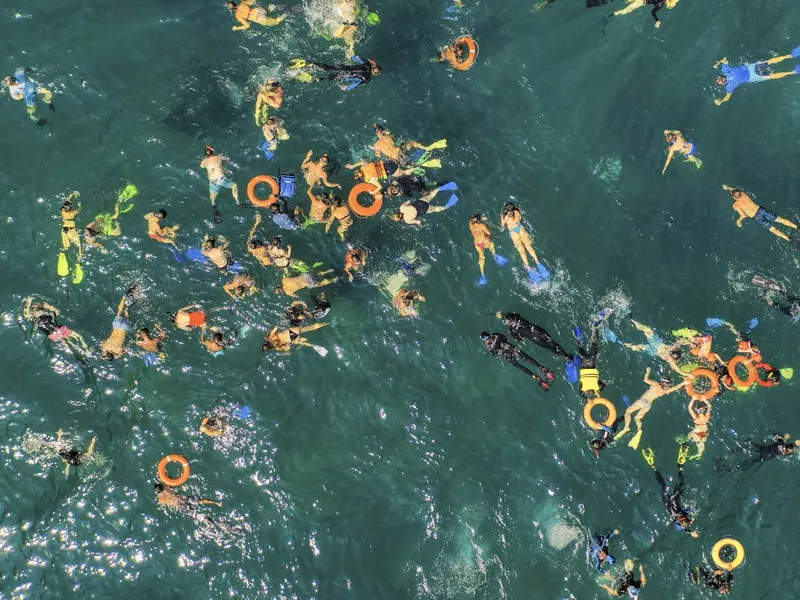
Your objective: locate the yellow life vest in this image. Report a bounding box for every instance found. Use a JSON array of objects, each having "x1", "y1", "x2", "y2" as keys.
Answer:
[{"x1": 579, "y1": 368, "x2": 601, "y2": 393}]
